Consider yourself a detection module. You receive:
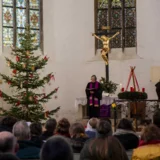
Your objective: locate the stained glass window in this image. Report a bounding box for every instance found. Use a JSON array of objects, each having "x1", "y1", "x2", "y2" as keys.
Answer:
[
  {"x1": 95, "y1": 0, "x2": 136, "y2": 49},
  {"x1": 2, "y1": 0, "x2": 43, "y2": 50}
]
